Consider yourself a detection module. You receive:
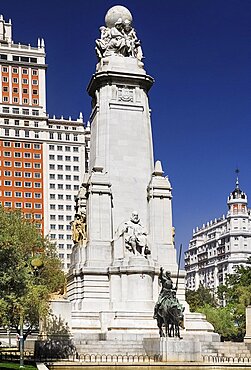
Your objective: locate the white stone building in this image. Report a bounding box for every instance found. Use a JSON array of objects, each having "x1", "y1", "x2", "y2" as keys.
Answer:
[
  {"x1": 185, "y1": 178, "x2": 251, "y2": 290},
  {"x1": 0, "y1": 15, "x2": 90, "y2": 271}
]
